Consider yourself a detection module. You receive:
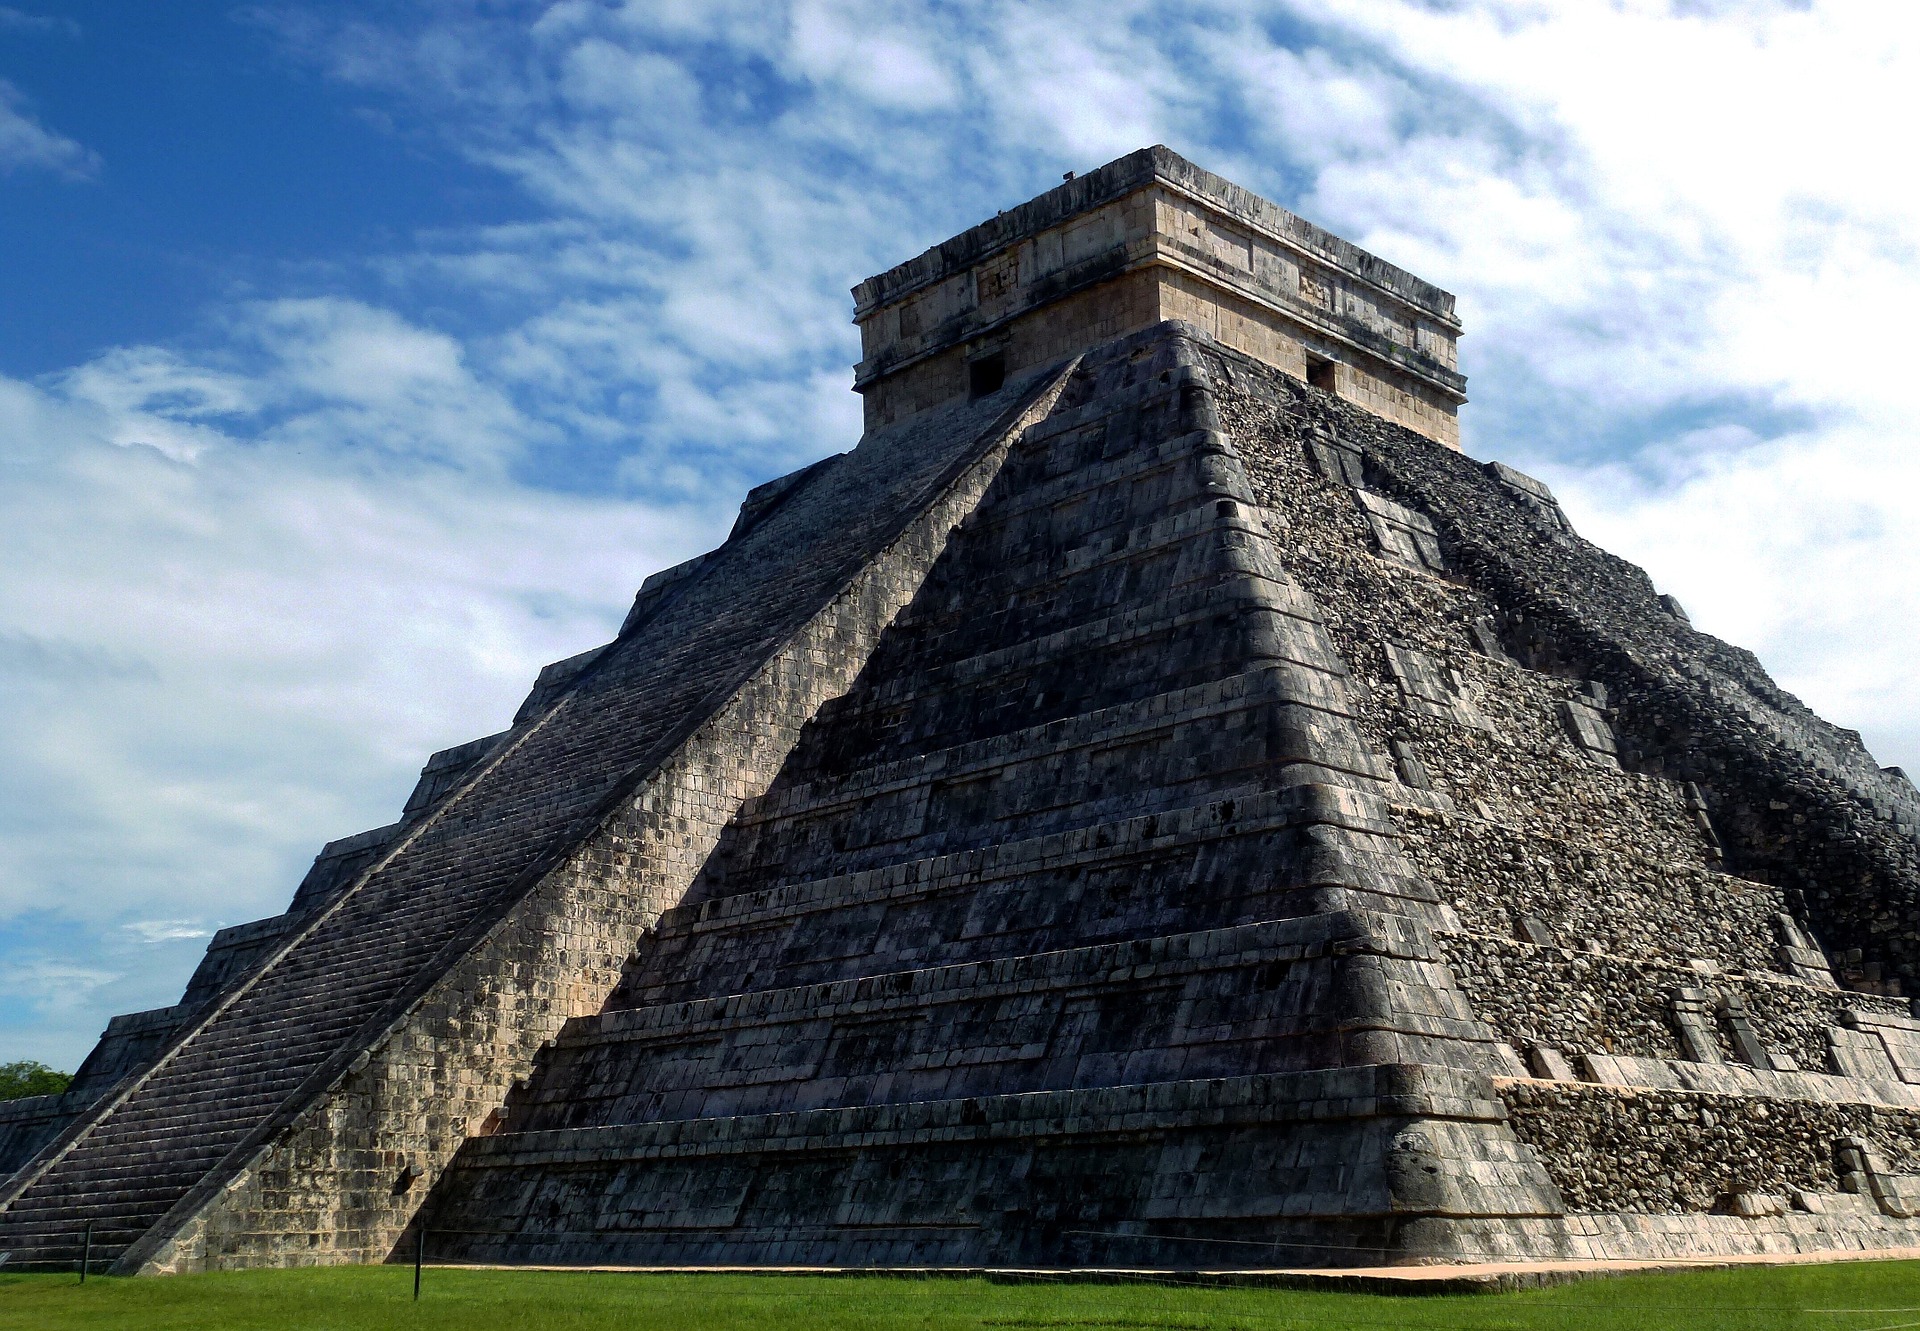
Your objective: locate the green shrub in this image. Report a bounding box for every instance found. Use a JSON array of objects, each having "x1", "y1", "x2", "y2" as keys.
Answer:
[{"x1": 0, "y1": 1059, "x2": 71, "y2": 1100}]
